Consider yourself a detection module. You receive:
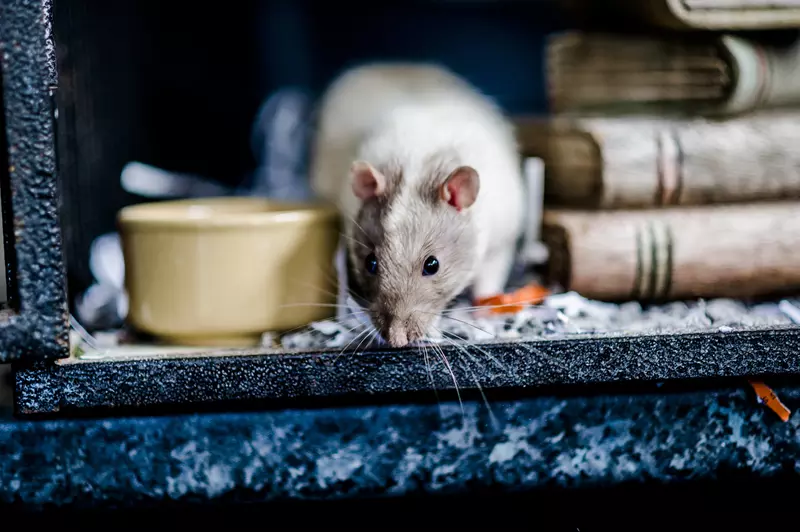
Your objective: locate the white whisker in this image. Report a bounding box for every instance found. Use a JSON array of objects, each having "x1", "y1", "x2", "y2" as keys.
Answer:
[
  {"x1": 430, "y1": 341, "x2": 463, "y2": 416},
  {"x1": 340, "y1": 231, "x2": 369, "y2": 250},
  {"x1": 279, "y1": 302, "x2": 367, "y2": 311},
  {"x1": 420, "y1": 341, "x2": 442, "y2": 407},
  {"x1": 436, "y1": 332, "x2": 500, "y2": 431},
  {"x1": 437, "y1": 329, "x2": 511, "y2": 376},
  {"x1": 440, "y1": 297, "x2": 547, "y2": 315},
  {"x1": 351, "y1": 324, "x2": 378, "y2": 355},
  {"x1": 416, "y1": 310, "x2": 495, "y2": 338},
  {"x1": 332, "y1": 325, "x2": 371, "y2": 364},
  {"x1": 279, "y1": 315, "x2": 357, "y2": 337}
]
